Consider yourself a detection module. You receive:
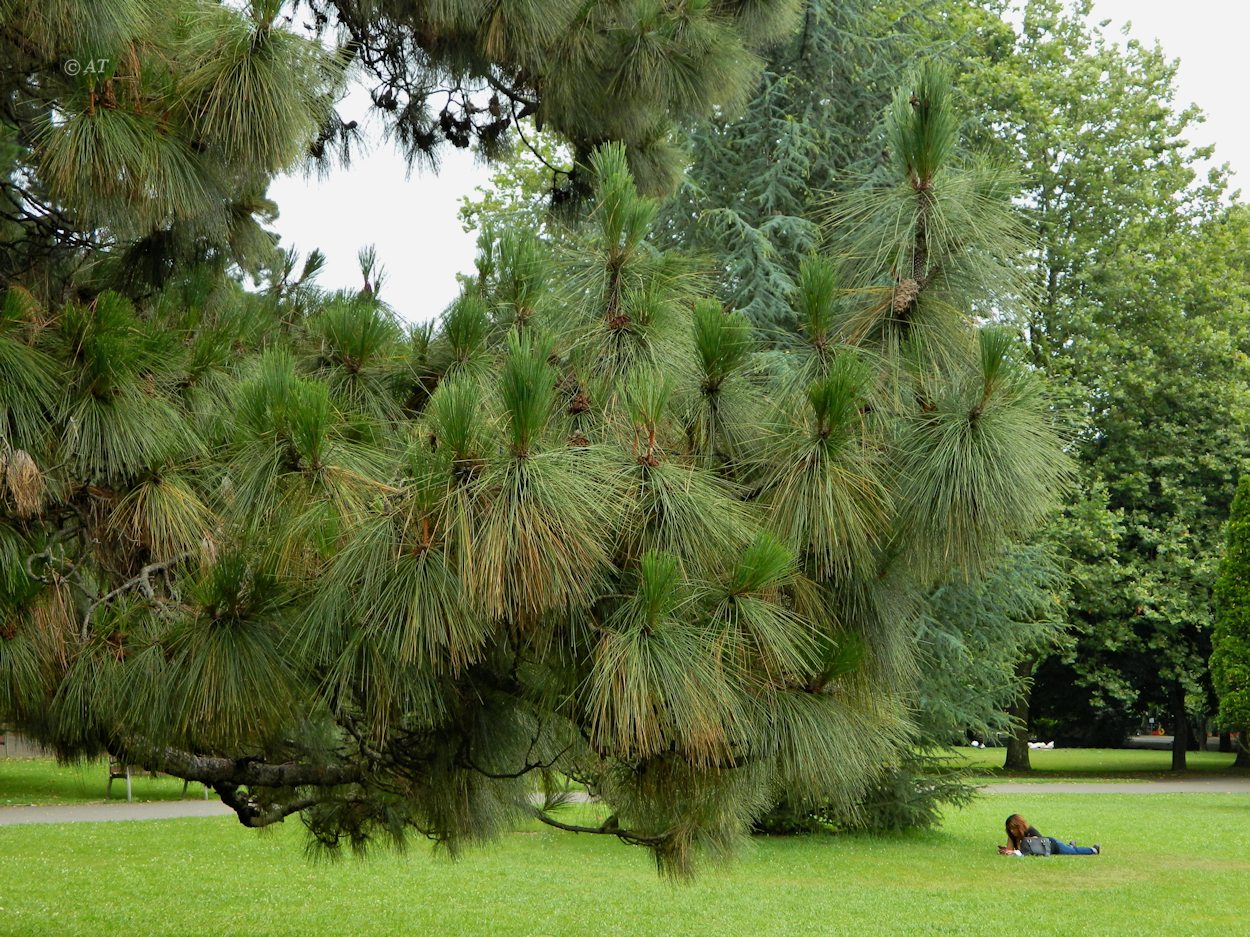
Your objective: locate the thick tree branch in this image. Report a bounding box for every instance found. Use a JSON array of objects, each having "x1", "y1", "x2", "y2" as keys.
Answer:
[
  {"x1": 111, "y1": 743, "x2": 365, "y2": 828},
  {"x1": 214, "y1": 782, "x2": 327, "y2": 828},
  {"x1": 134, "y1": 746, "x2": 363, "y2": 789}
]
